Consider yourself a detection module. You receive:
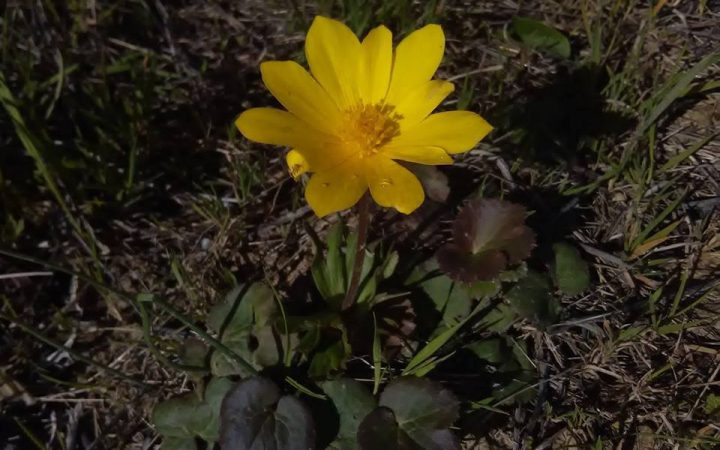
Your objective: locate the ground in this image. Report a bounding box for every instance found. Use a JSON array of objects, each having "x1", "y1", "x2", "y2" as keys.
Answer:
[{"x1": 1, "y1": 0, "x2": 719, "y2": 449}]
